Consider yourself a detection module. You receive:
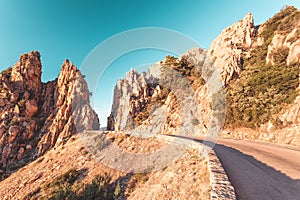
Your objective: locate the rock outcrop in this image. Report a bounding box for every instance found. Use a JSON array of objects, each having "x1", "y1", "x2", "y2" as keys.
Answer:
[
  {"x1": 0, "y1": 51, "x2": 99, "y2": 172},
  {"x1": 266, "y1": 28, "x2": 300, "y2": 65},
  {"x1": 107, "y1": 69, "x2": 159, "y2": 131},
  {"x1": 178, "y1": 48, "x2": 213, "y2": 135},
  {"x1": 37, "y1": 59, "x2": 99, "y2": 155},
  {"x1": 209, "y1": 13, "x2": 257, "y2": 84},
  {"x1": 108, "y1": 49, "x2": 213, "y2": 136},
  {"x1": 255, "y1": 6, "x2": 300, "y2": 66}
]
